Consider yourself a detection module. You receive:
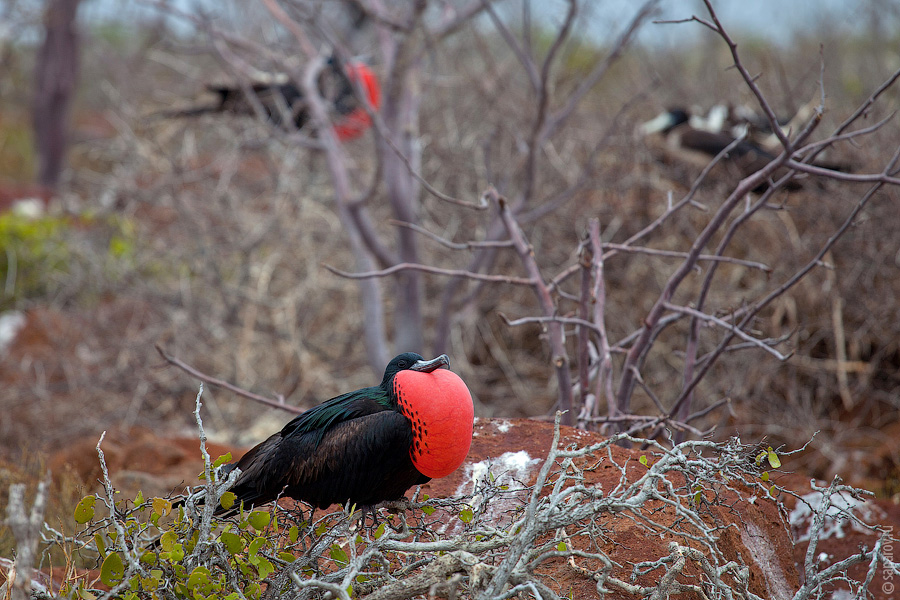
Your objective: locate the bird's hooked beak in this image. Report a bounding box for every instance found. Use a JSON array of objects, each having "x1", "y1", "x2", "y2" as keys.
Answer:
[{"x1": 410, "y1": 354, "x2": 450, "y2": 373}]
